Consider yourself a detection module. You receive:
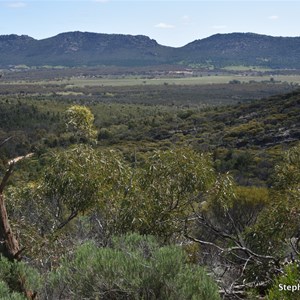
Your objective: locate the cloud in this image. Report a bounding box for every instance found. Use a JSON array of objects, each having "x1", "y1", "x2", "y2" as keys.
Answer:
[
  {"x1": 182, "y1": 15, "x2": 191, "y2": 23},
  {"x1": 268, "y1": 15, "x2": 279, "y2": 20},
  {"x1": 212, "y1": 25, "x2": 227, "y2": 29},
  {"x1": 7, "y1": 2, "x2": 27, "y2": 8},
  {"x1": 155, "y1": 22, "x2": 175, "y2": 29}
]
